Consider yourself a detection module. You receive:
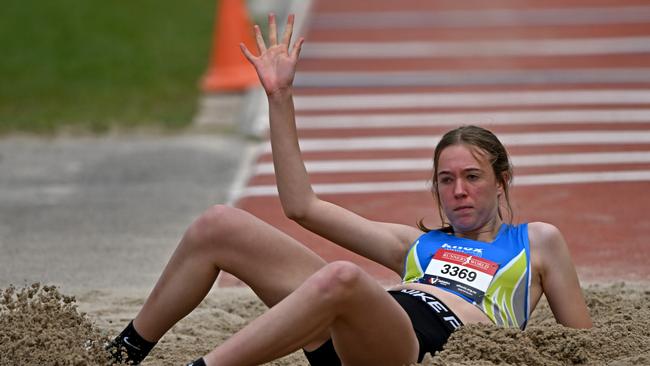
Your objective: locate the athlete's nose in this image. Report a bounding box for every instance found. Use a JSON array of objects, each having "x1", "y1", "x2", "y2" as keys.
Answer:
[{"x1": 453, "y1": 178, "x2": 467, "y2": 198}]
